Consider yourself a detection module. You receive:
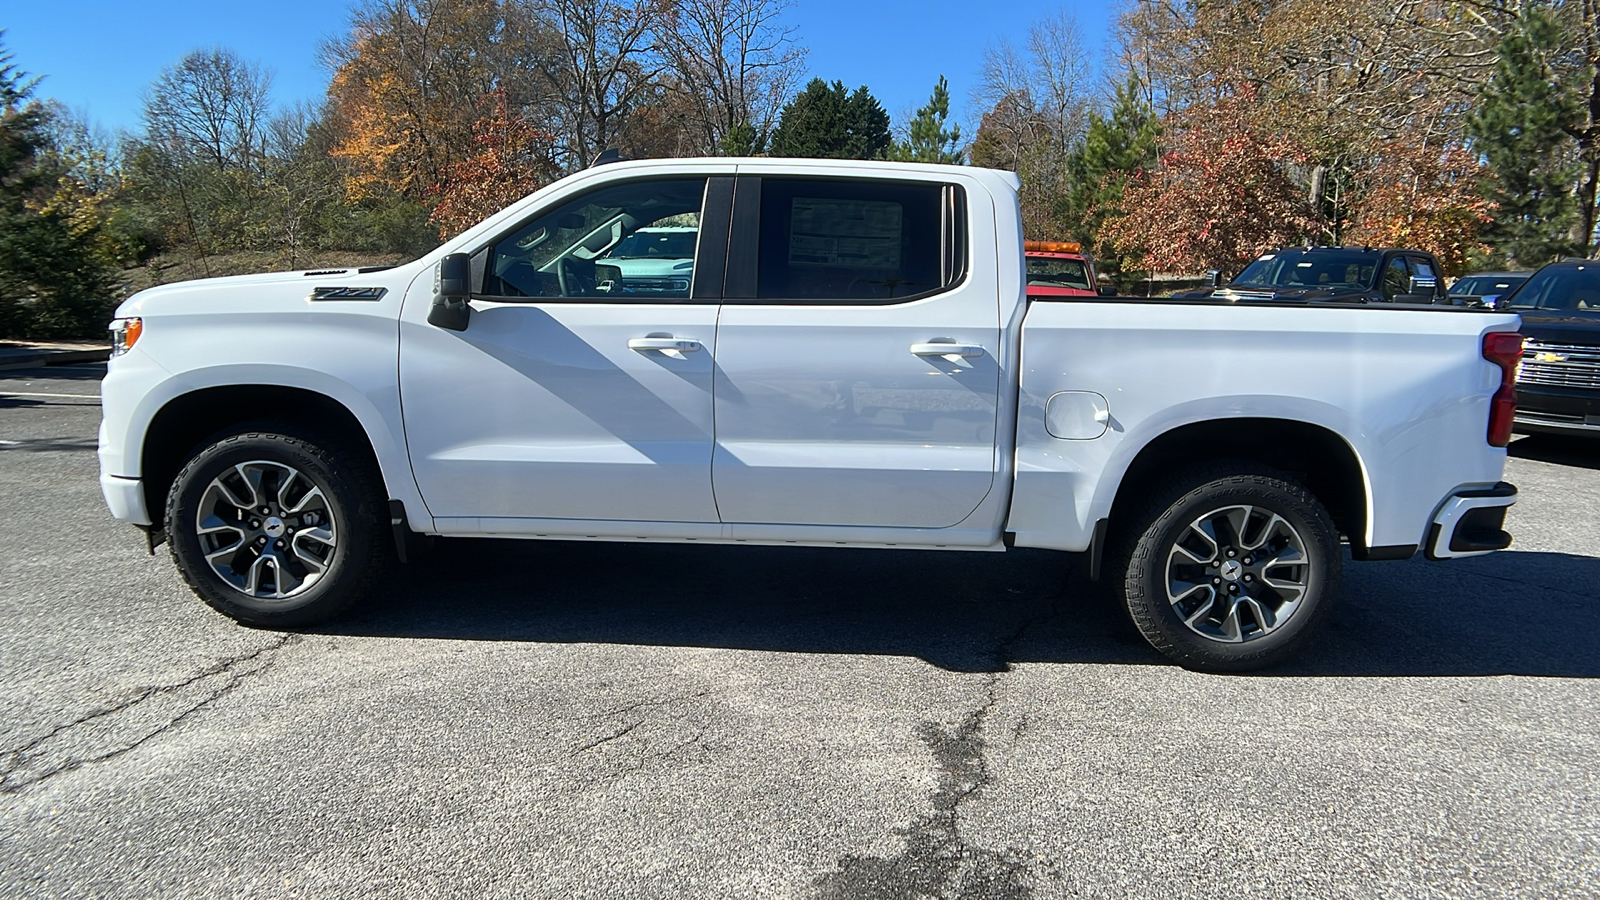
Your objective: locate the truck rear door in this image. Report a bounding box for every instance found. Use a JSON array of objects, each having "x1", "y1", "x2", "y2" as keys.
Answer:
[{"x1": 709, "y1": 172, "x2": 1002, "y2": 528}]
